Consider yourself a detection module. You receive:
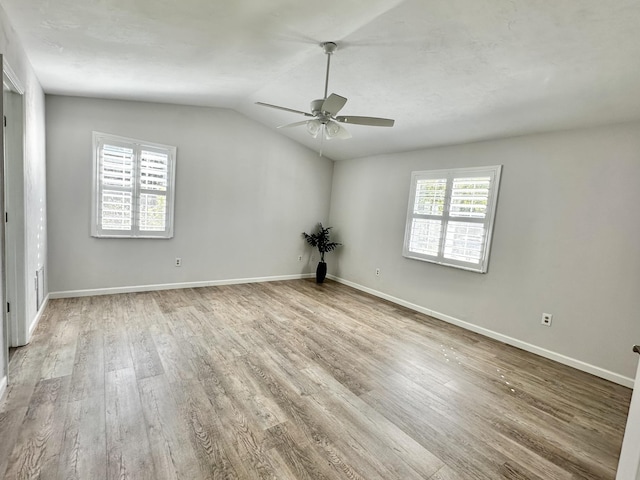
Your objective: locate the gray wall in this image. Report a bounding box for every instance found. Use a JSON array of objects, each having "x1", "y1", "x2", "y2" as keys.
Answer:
[
  {"x1": 329, "y1": 122, "x2": 640, "y2": 380},
  {"x1": 1, "y1": 4, "x2": 47, "y2": 383},
  {"x1": 46, "y1": 96, "x2": 333, "y2": 293}
]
